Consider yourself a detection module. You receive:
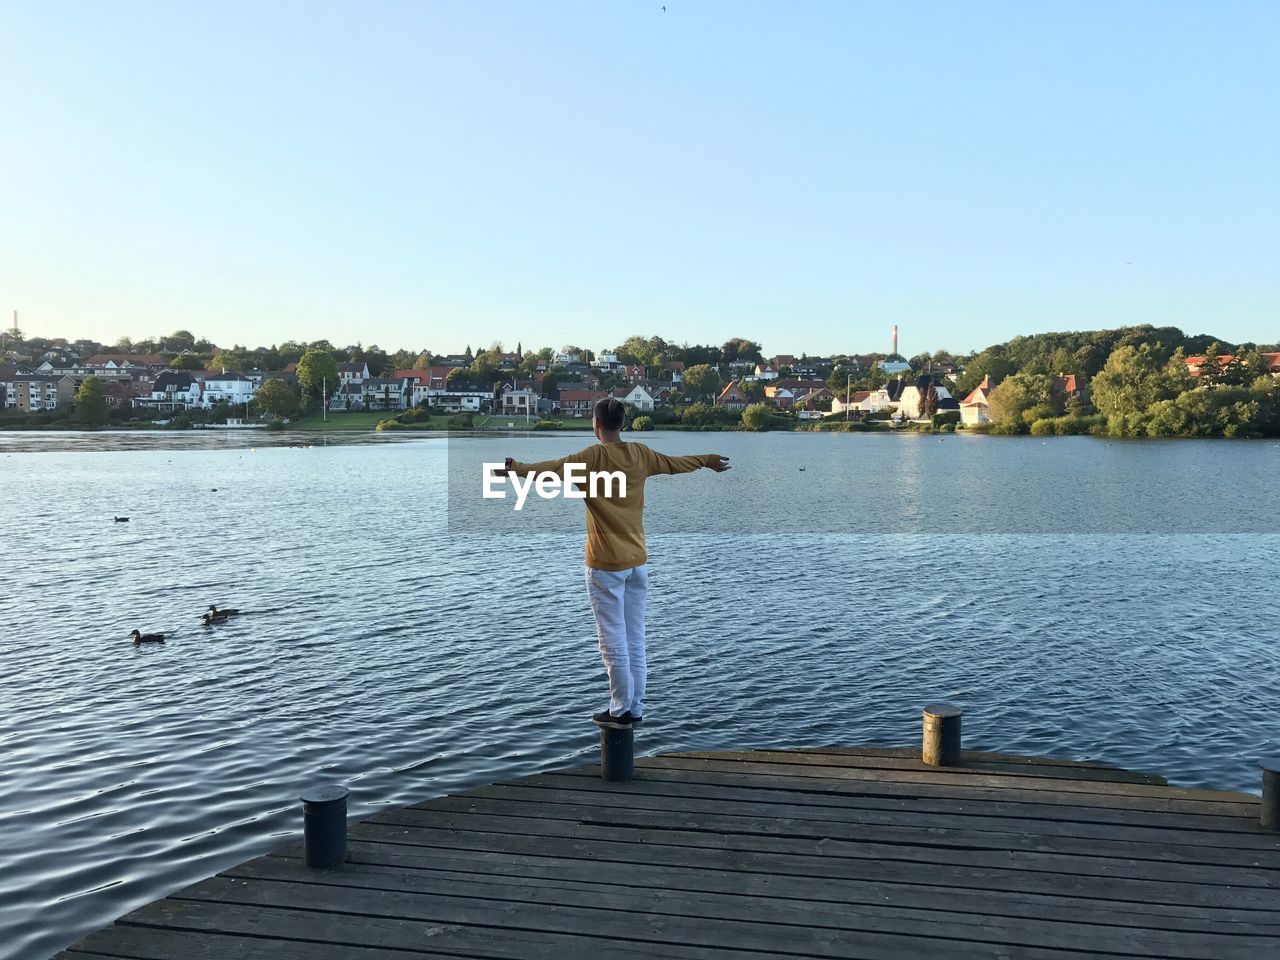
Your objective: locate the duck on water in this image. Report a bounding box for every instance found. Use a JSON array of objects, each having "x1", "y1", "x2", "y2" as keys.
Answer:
[
  {"x1": 202, "y1": 605, "x2": 240, "y2": 625},
  {"x1": 130, "y1": 630, "x2": 165, "y2": 645}
]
